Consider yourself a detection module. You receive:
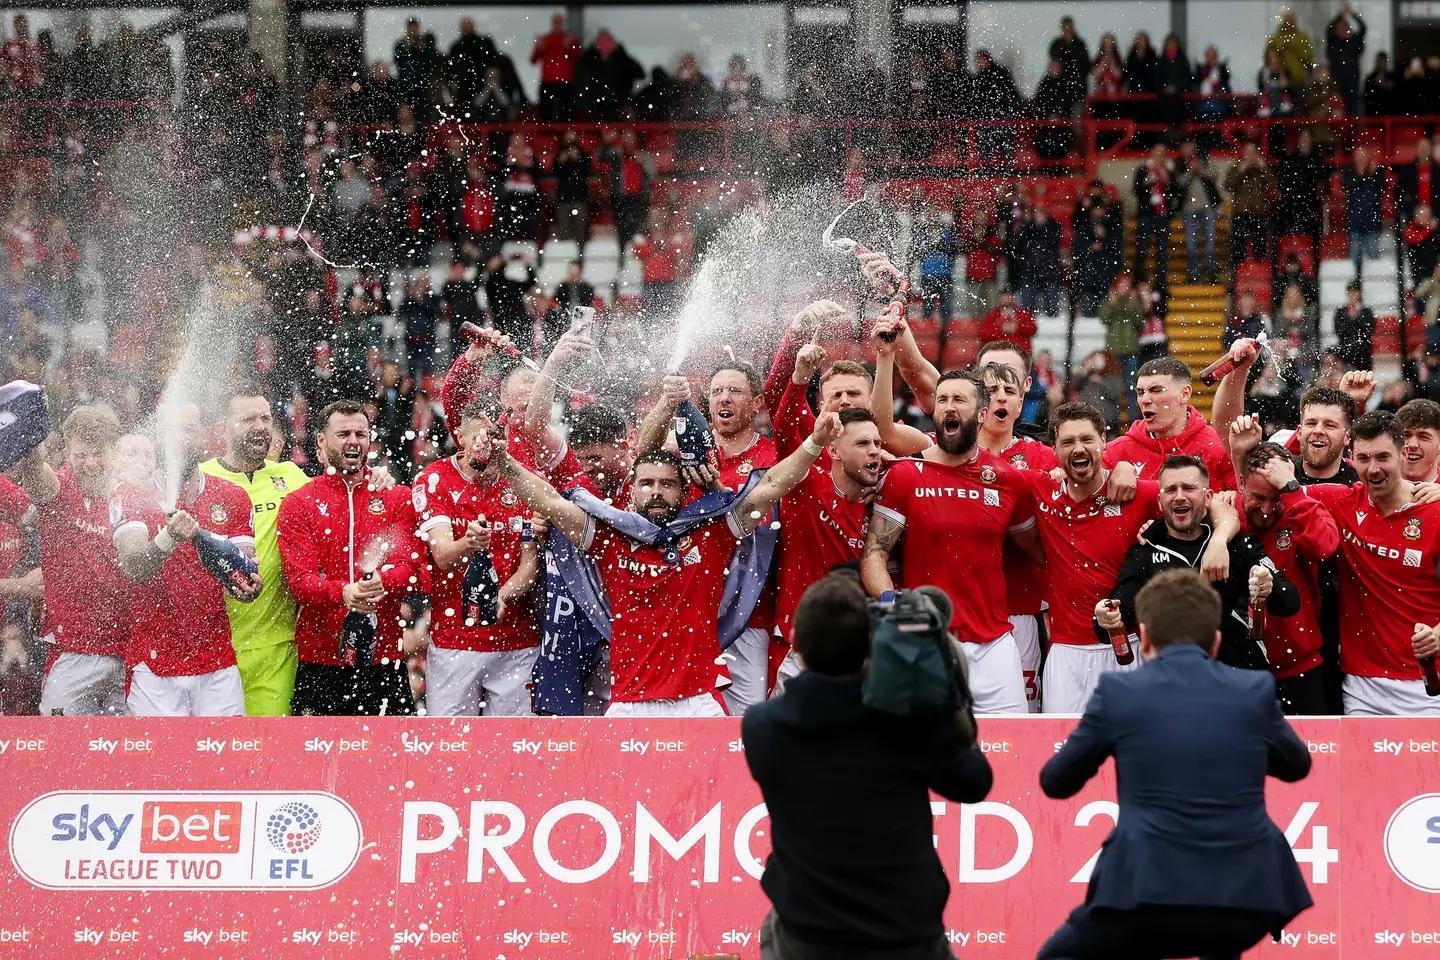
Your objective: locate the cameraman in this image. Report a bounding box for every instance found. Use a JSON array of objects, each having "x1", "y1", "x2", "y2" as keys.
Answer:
[{"x1": 742, "y1": 576, "x2": 992, "y2": 960}]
